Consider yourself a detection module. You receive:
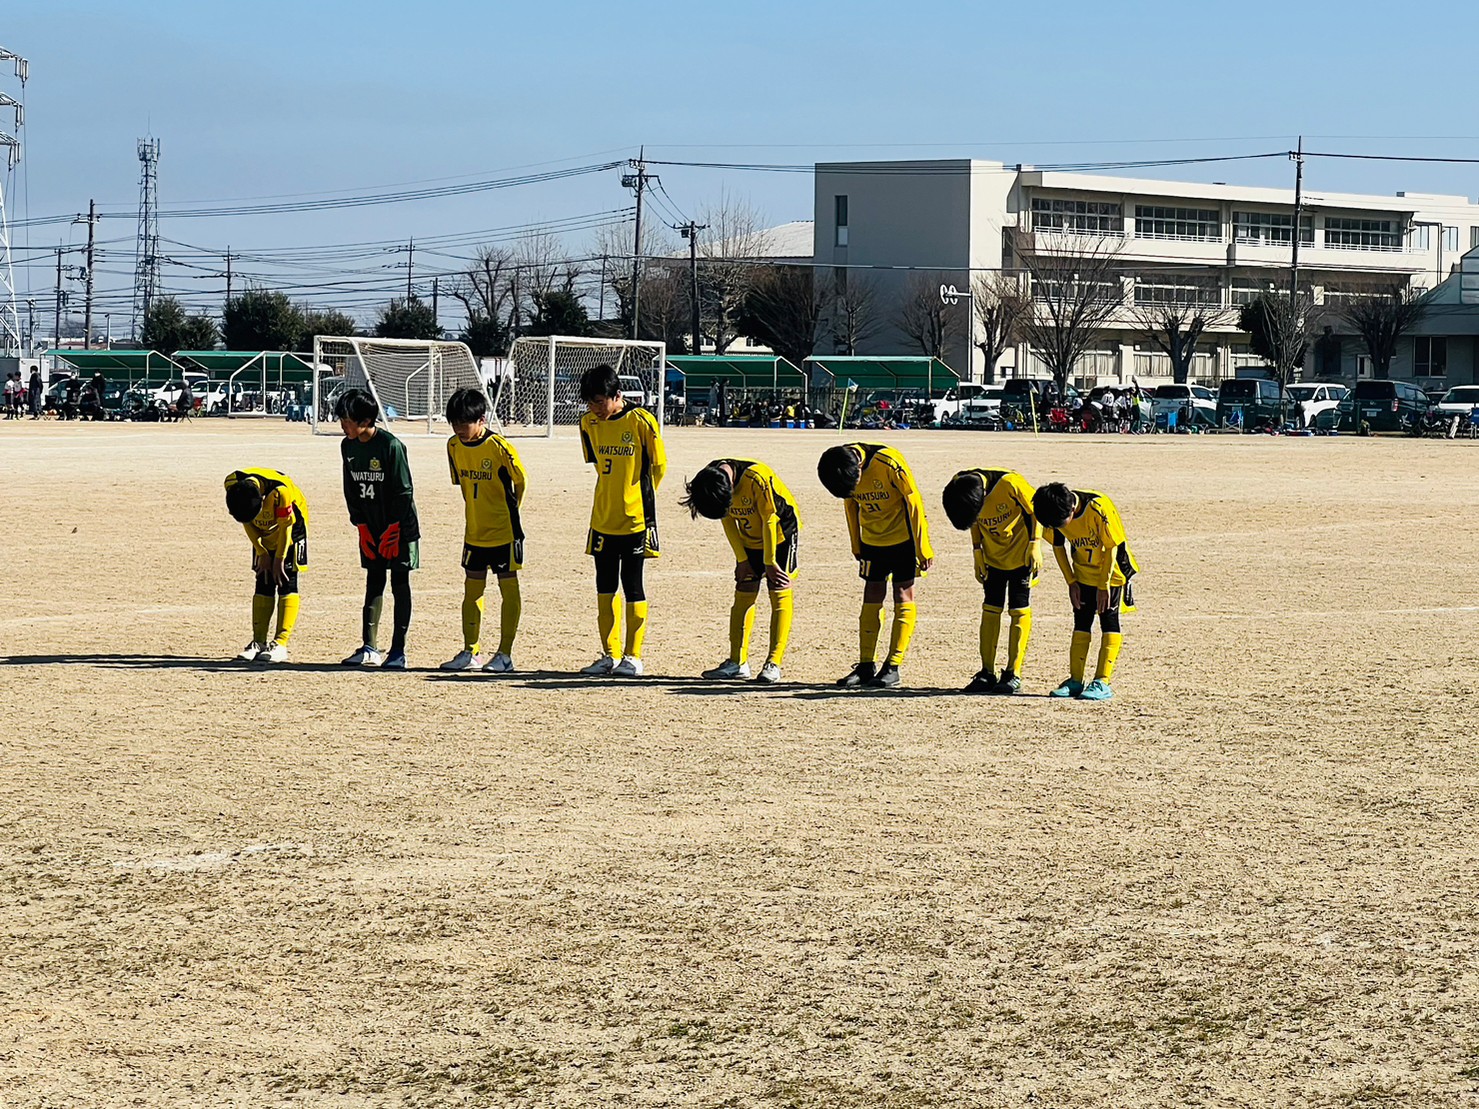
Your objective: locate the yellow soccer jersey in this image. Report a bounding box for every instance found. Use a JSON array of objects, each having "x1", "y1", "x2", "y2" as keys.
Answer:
[
  {"x1": 844, "y1": 444, "x2": 933, "y2": 560},
  {"x1": 224, "y1": 467, "x2": 310, "y2": 562},
  {"x1": 960, "y1": 468, "x2": 1041, "y2": 576},
  {"x1": 720, "y1": 459, "x2": 802, "y2": 568},
  {"x1": 1047, "y1": 489, "x2": 1139, "y2": 588},
  {"x1": 580, "y1": 404, "x2": 666, "y2": 536},
  {"x1": 447, "y1": 431, "x2": 527, "y2": 546}
]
